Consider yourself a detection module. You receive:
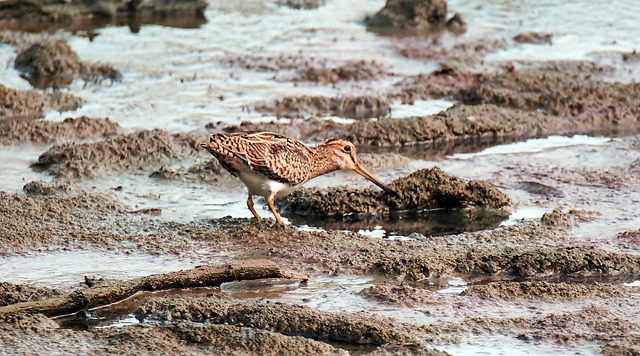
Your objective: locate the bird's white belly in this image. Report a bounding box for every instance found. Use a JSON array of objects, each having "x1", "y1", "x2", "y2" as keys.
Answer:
[{"x1": 237, "y1": 169, "x2": 300, "y2": 199}]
